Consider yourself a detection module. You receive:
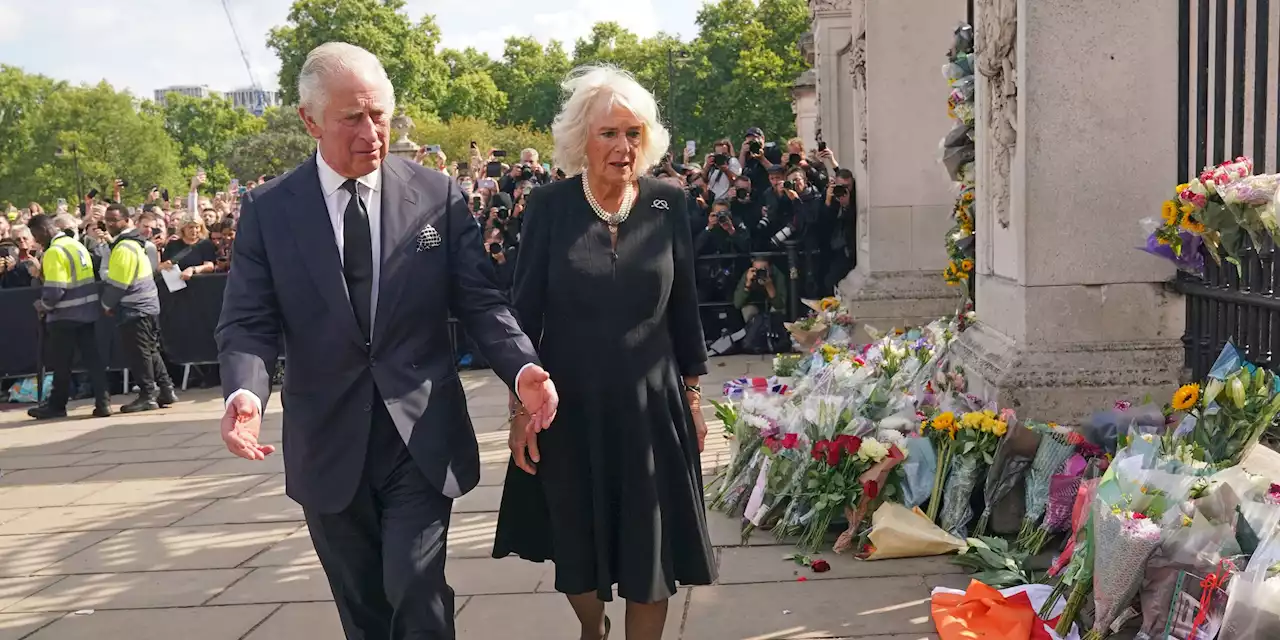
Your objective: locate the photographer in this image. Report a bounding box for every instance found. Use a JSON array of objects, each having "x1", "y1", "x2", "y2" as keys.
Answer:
[
  {"x1": 702, "y1": 139, "x2": 742, "y2": 199},
  {"x1": 728, "y1": 175, "x2": 765, "y2": 232},
  {"x1": 738, "y1": 127, "x2": 775, "y2": 197},
  {"x1": 733, "y1": 256, "x2": 790, "y2": 354},
  {"x1": 484, "y1": 226, "x2": 515, "y2": 291},
  {"x1": 0, "y1": 224, "x2": 40, "y2": 288},
  {"x1": 755, "y1": 166, "x2": 818, "y2": 252},
  {"x1": 694, "y1": 198, "x2": 750, "y2": 257},
  {"x1": 821, "y1": 168, "x2": 857, "y2": 295}
]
